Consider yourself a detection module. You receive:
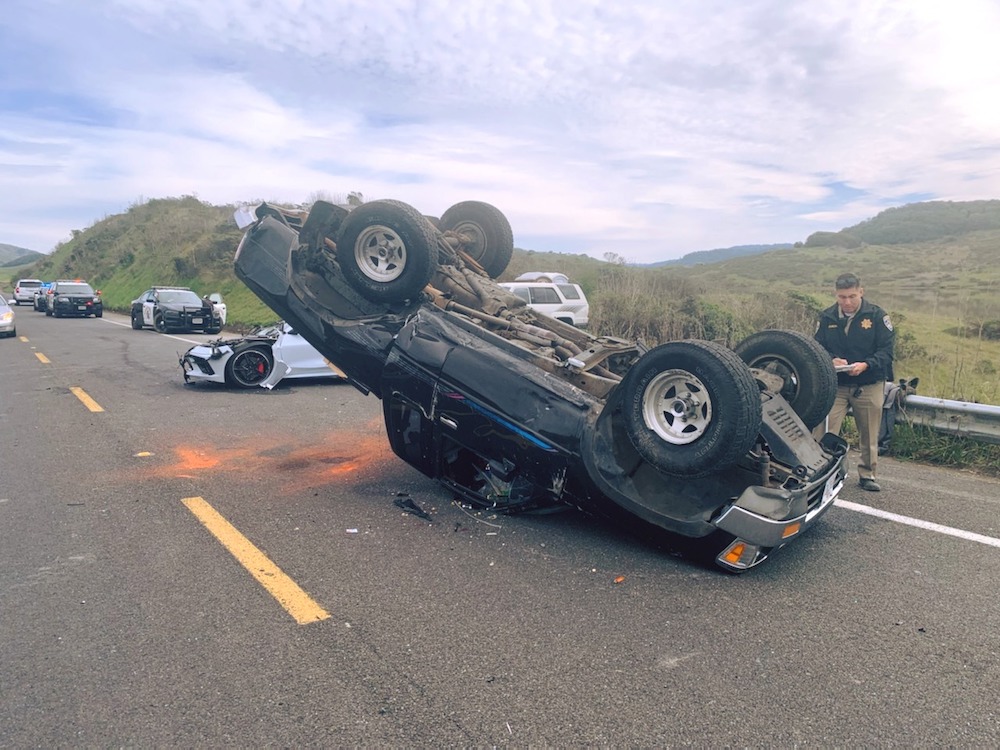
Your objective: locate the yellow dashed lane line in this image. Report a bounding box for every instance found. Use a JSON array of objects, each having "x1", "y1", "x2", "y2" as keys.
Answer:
[
  {"x1": 182, "y1": 496, "x2": 331, "y2": 625},
  {"x1": 69, "y1": 386, "x2": 105, "y2": 412},
  {"x1": 30, "y1": 339, "x2": 327, "y2": 624}
]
